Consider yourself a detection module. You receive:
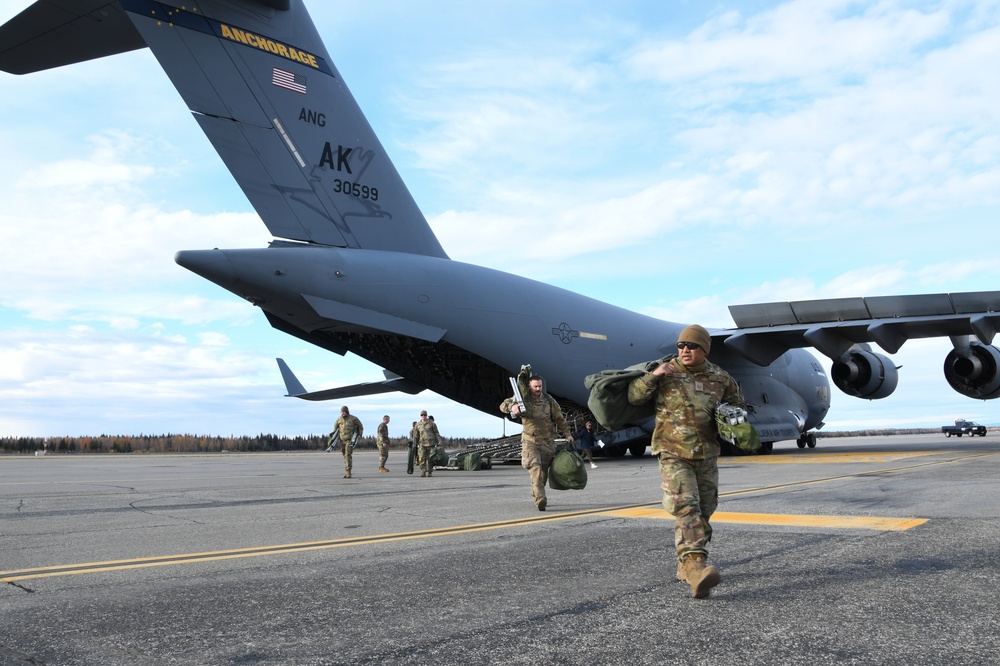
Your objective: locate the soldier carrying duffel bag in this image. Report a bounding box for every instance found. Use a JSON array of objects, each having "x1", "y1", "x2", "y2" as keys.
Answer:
[{"x1": 548, "y1": 442, "x2": 588, "y2": 491}]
